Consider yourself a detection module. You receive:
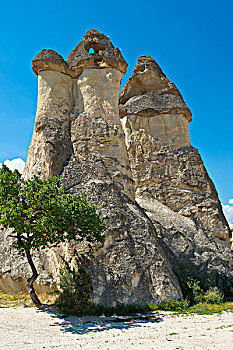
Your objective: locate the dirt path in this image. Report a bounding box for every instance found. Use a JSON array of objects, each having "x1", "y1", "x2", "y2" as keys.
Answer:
[{"x1": 0, "y1": 306, "x2": 232, "y2": 349}]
